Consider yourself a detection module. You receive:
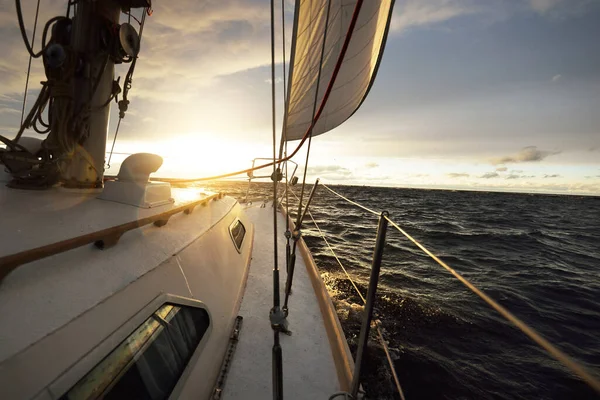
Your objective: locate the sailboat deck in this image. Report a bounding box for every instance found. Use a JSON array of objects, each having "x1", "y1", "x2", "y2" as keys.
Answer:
[{"x1": 223, "y1": 204, "x2": 341, "y2": 399}]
